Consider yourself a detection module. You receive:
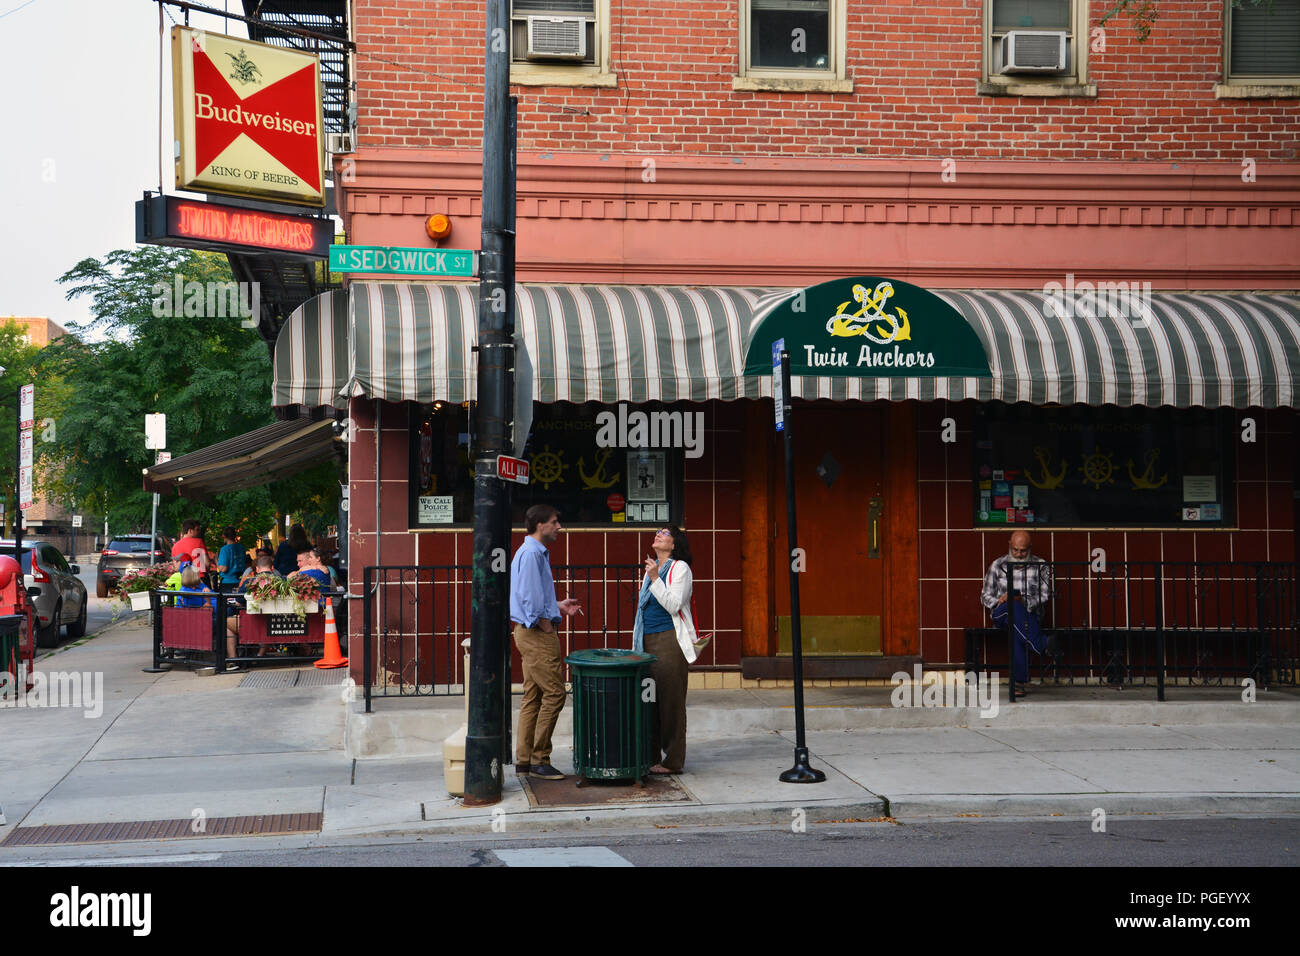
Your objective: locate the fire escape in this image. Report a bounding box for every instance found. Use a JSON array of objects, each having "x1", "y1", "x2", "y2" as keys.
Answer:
[{"x1": 228, "y1": 0, "x2": 352, "y2": 349}]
